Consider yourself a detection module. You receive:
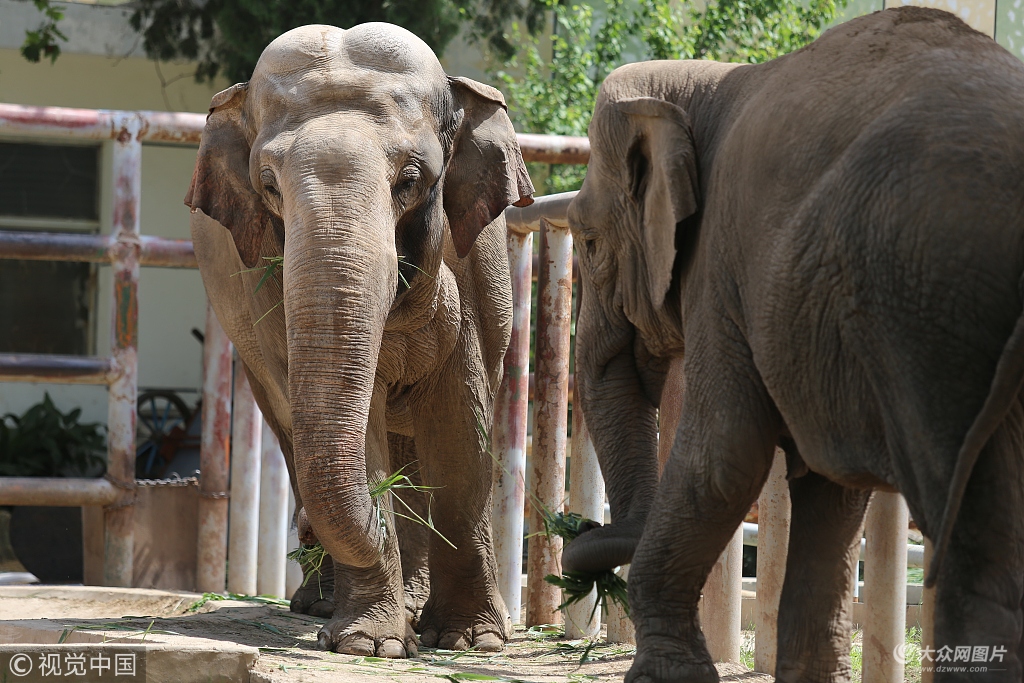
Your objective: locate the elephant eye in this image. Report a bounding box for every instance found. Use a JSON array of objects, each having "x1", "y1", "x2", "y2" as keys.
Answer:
[{"x1": 259, "y1": 168, "x2": 282, "y2": 209}]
